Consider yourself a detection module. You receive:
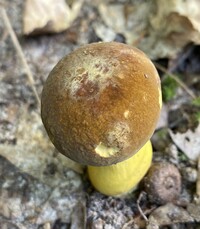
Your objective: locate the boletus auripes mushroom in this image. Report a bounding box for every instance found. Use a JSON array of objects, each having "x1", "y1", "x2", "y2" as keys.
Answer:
[{"x1": 41, "y1": 42, "x2": 162, "y2": 196}]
